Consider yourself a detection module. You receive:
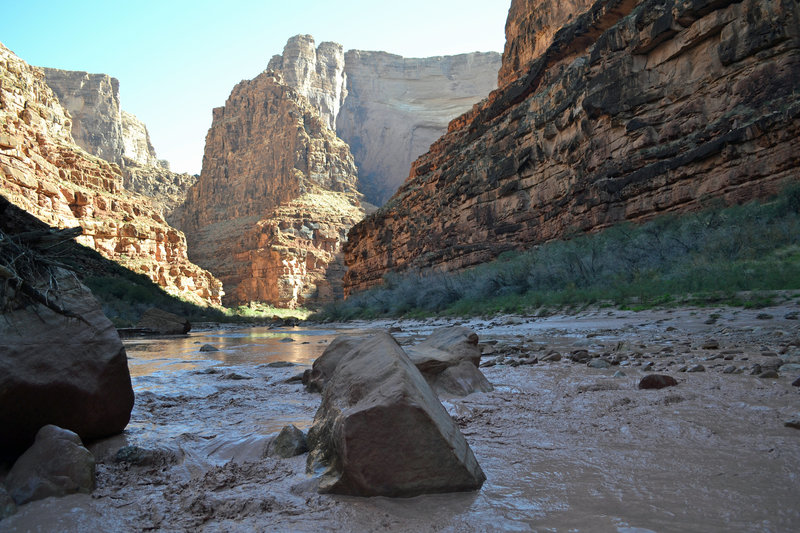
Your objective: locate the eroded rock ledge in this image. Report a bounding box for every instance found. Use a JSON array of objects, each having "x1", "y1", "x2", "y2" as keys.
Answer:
[{"x1": 343, "y1": 0, "x2": 800, "y2": 295}]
